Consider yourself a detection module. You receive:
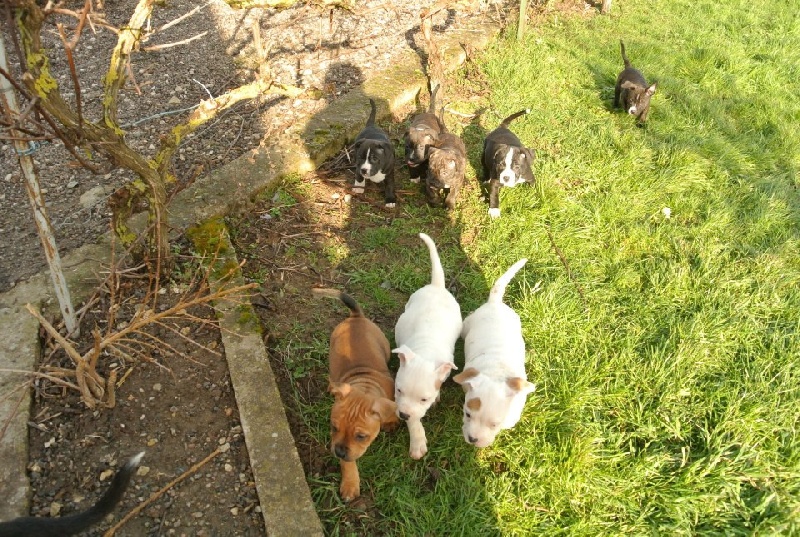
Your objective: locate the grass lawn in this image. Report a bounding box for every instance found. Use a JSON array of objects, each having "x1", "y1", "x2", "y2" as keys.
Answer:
[{"x1": 240, "y1": 0, "x2": 800, "y2": 534}]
